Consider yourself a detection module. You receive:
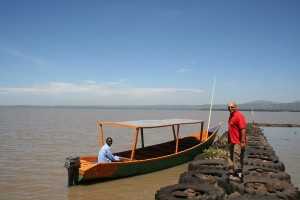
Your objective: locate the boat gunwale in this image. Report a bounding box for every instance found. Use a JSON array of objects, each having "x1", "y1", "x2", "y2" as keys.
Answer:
[
  {"x1": 81, "y1": 123, "x2": 221, "y2": 165},
  {"x1": 110, "y1": 130, "x2": 217, "y2": 163},
  {"x1": 79, "y1": 122, "x2": 222, "y2": 181}
]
